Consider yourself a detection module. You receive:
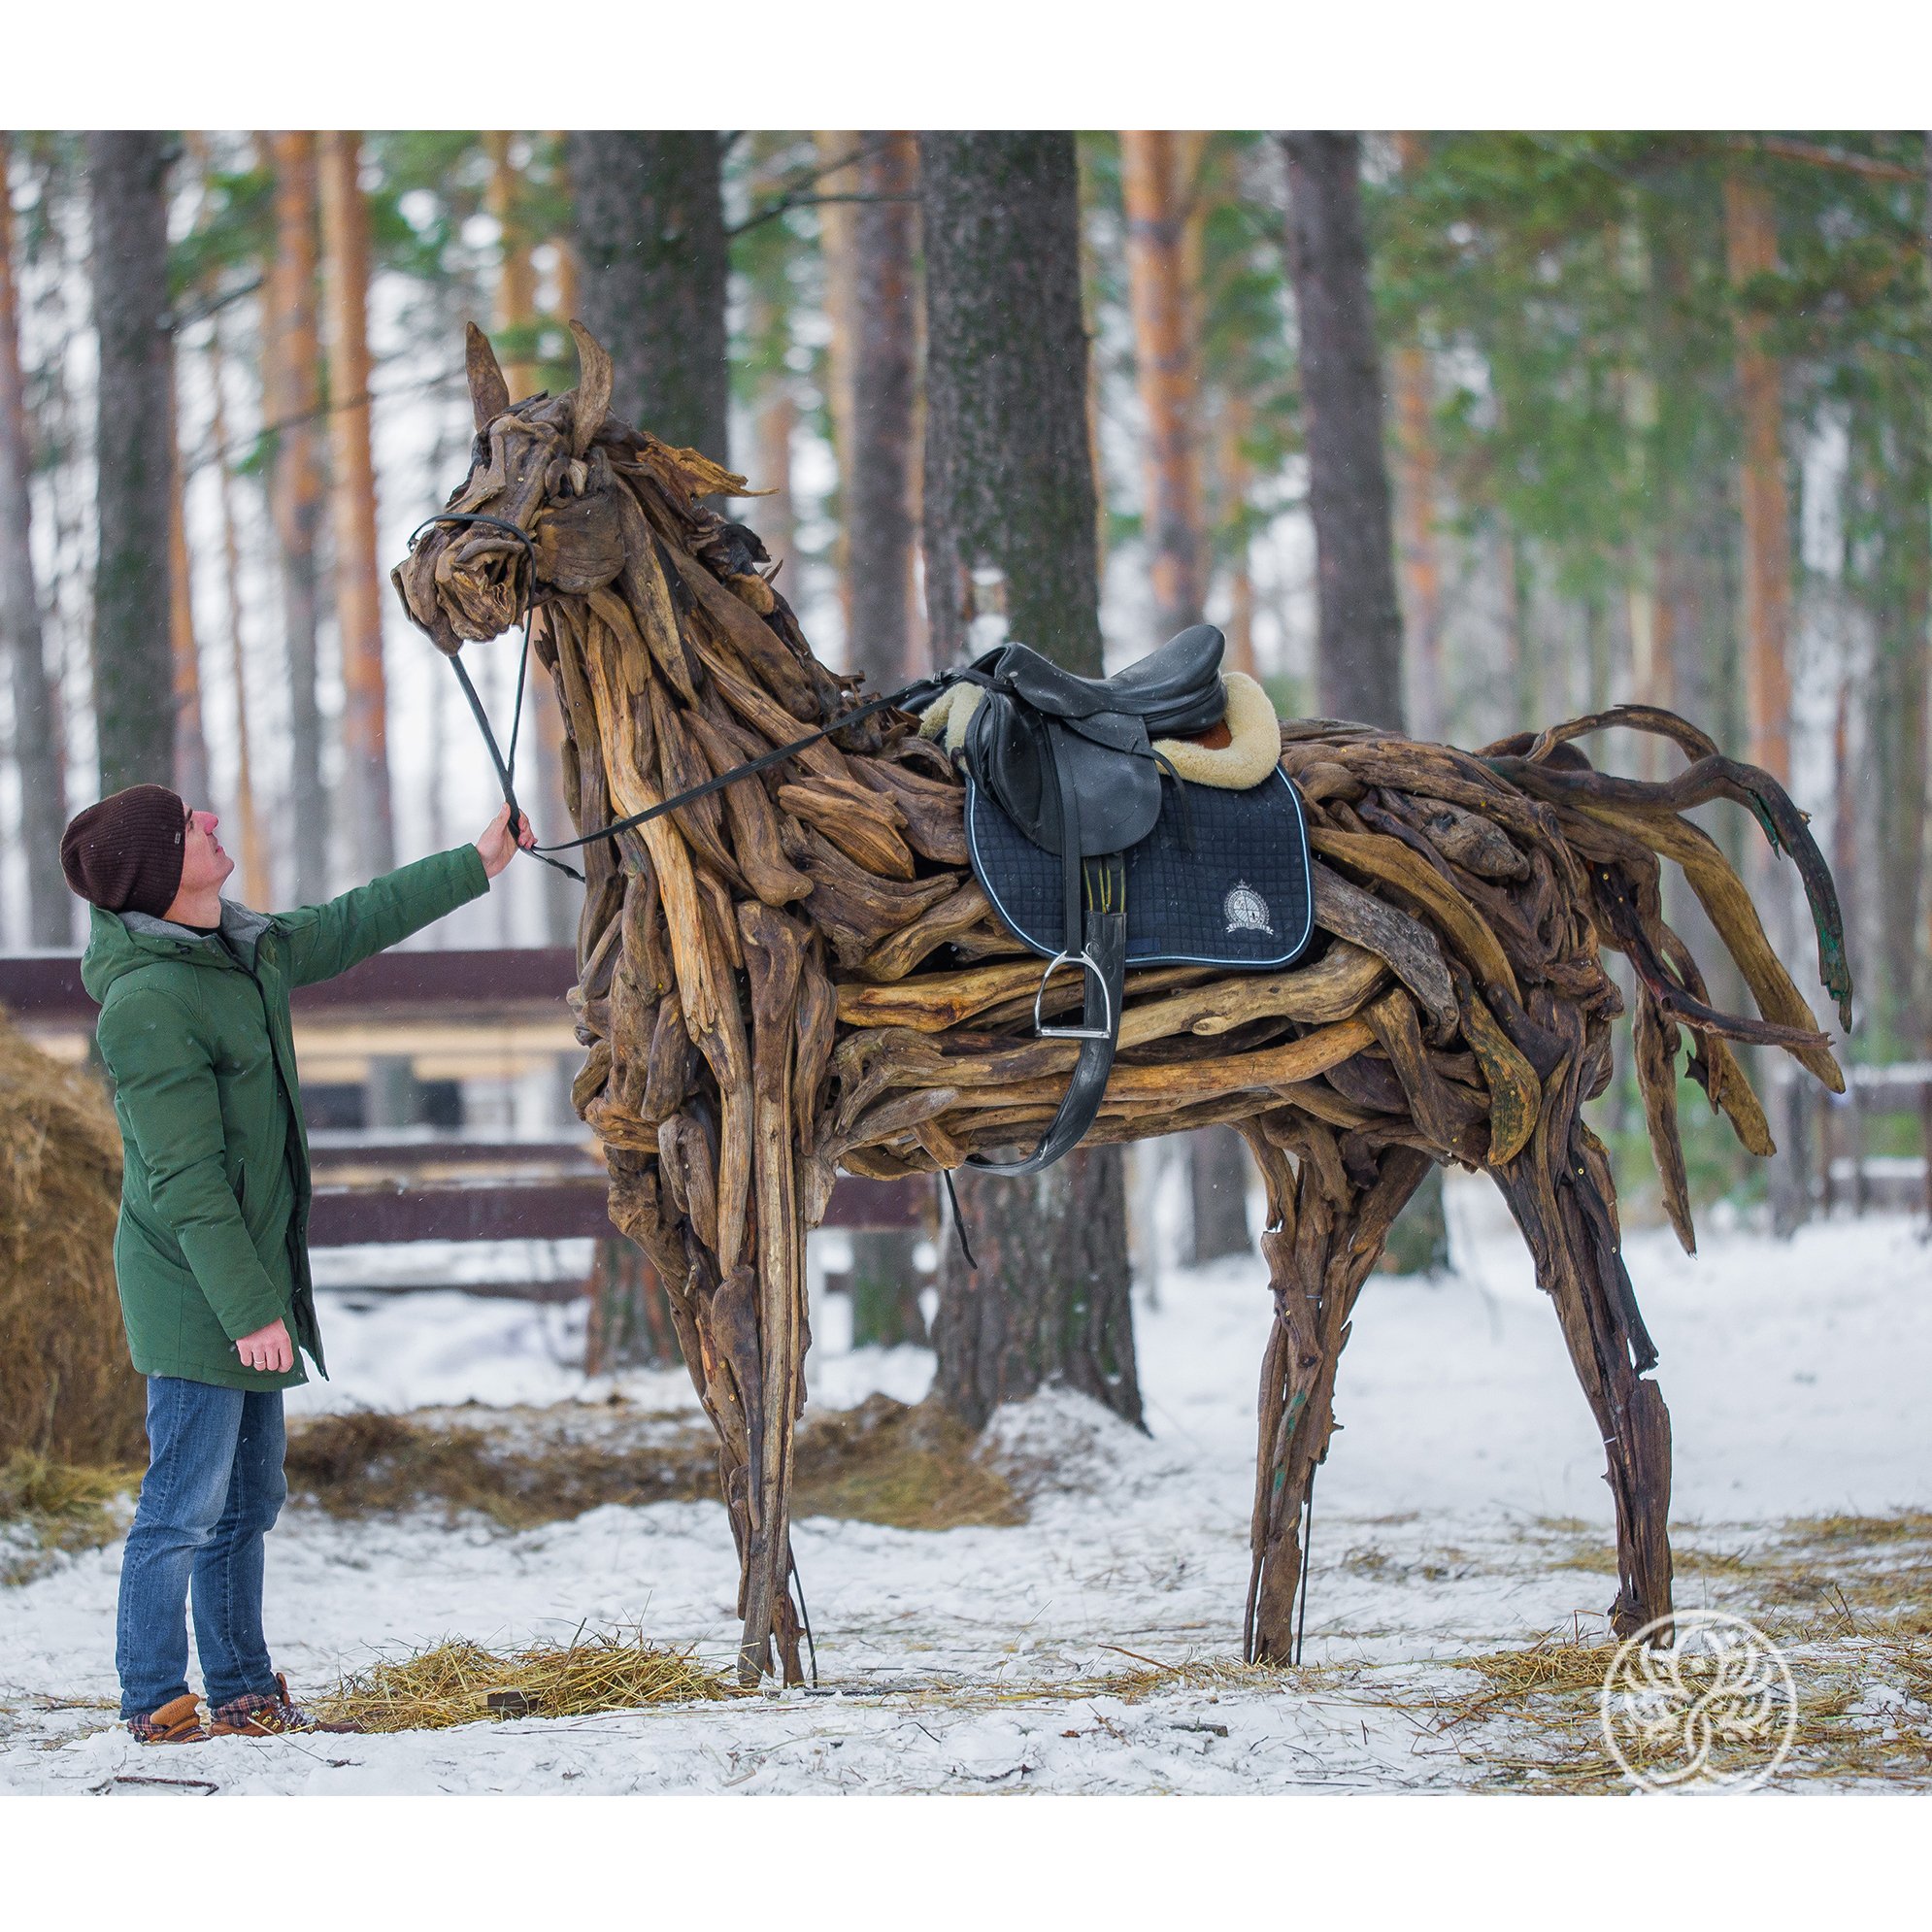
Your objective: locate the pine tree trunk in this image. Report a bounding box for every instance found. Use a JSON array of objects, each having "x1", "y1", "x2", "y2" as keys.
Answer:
[
  {"x1": 1279, "y1": 132, "x2": 1406, "y2": 732},
  {"x1": 583, "y1": 1238, "x2": 681, "y2": 1373},
  {"x1": 921, "y1": 133, "x2": 1105, "y2": 672},
  {"x1": 847, "y1": 130, "x2": 921, "y2": 685},
  {"x1": 1723, "y1": 167, "x2": 1806, "y2": 1232},
  {"x1": 1920, "y1": 131, "x2": 1932, "y2": 1058},
  {"x1": 1870, "y1": 462, "x2": 1929, "y2": 1050},
  {"x1": 0, "y1": 132, "x2": 70, "y2": 942},
  {"x1": 1120, "y1": 130, "x2": 1207, "y2": 641},
  {"x1": 741, "y1": 134, "x2": 799, "y2": 572},
  {"x1": 921, "y1": 130, "x2": 1139, "y2": 1432},
  {"x1": 200, "y1": 309, "x2": 269, "y2": 911},
  {"x1": 1164, "y1": 130, "x2": 1261, "y2": 1287},
  {"x1": 551, "y1": 133, "x2": 581, "y2": 327},
  {"x1": 1722, "y1": 169, "x2": 1794, "y2": 788},
  {"x1": 487, "y1": 130, "x2": 574, "y2": 941},
  {"x1": 484, "y1": 132, "x2": 541, "y2": 404},
  {"x1": 815, "y1": 132, "x2": 861, "y2": 641},
  {"x1": 1388, "y1": 133, "x2": 1443, "y2": 741},
  {"x1": 1183, "y1": 1126, "x2": 1252, "y2": 1265},
  {"x1": 1281, "y1": 130, "x2": 1450, "y2": 1265},
  {"x1": 318, "y1": 133, "x2": 395, "y2": 883},
  {"x1": 166, "y1": 407, "x2": 209, "y2": 805},
  {"x1": 86, "y1": 132, "x2": 176, "y2": 792},
  {"x1": 566, "y1": 133, "x2": 727, "y2": 461},
  {"x1": 264, "y1": 131, "x2": 330, "y2": 902},
  {"x1": 933, "y1": 1148, "x2": 1143, "y2": 1433},
  {"x1": 751, "y1": 377, "x2": 796, "y2": 562},
  {"x1": 1165, "y1": 140, "x2": 1256, "y2": 1270},
  {"x1": 1214, "y1": 390, "x2": 1260, "y2": 679}
]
